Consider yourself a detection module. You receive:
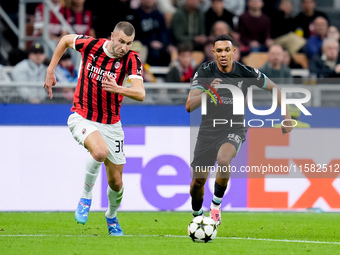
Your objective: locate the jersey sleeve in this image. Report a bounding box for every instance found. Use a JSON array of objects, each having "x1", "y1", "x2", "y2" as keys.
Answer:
[
  {"x1": 126, "y1": 51, "x2": 143, "y2": 80},
  {"x1": 73, "y1": 35, "x2": 94, "y2": 53},
  {"x1": 190, "y1": 64, "x2": 212, "y2": 90},
  {"x1": 246, "y1": 66, "x2": 268, "y2": 89}
]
